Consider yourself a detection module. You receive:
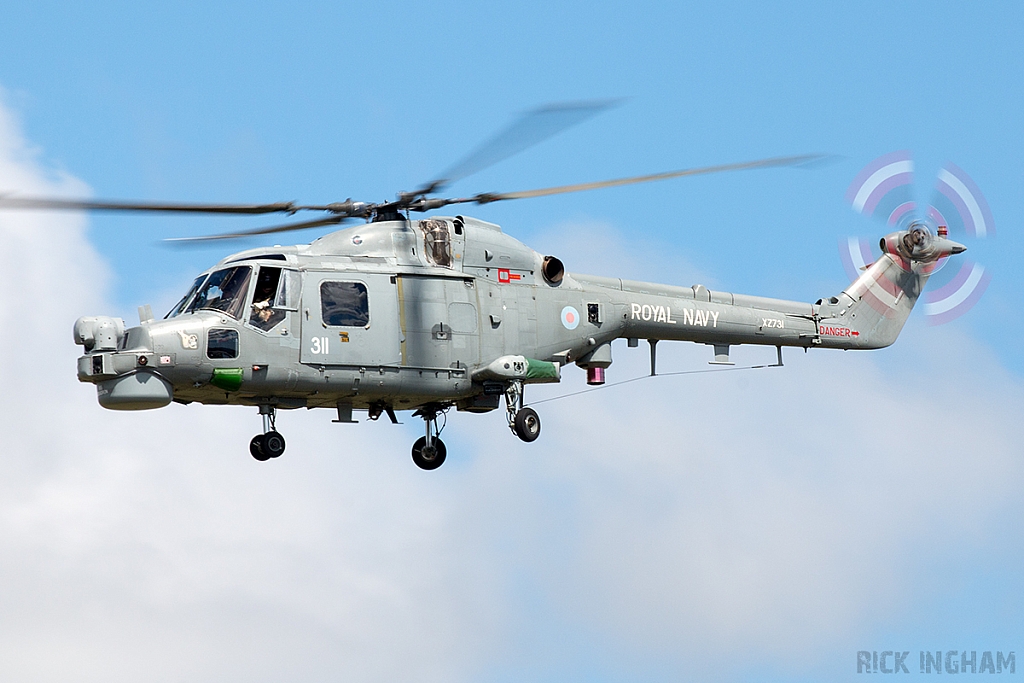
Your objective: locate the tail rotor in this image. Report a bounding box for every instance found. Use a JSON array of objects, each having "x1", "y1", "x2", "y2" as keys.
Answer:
[{"x1": 841, "y1": 152, "x2": 993, "y2": 325}]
